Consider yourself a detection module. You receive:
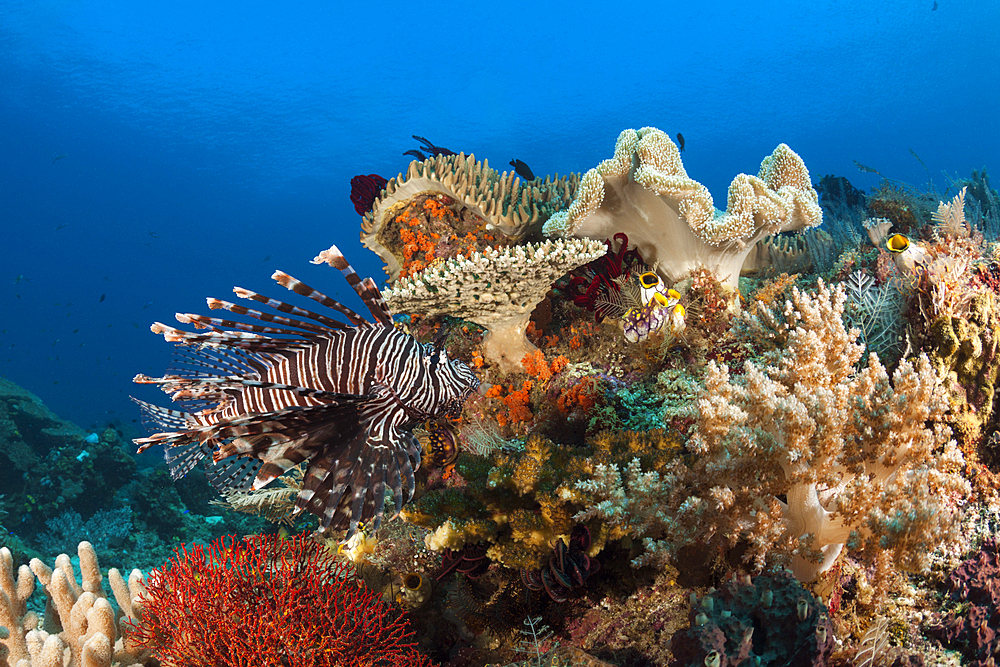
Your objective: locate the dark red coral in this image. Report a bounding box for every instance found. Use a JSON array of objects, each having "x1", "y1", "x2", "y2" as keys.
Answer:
[
  {"x1": 351, "y1": 173, "x2": 389, "y2": 216},
  {"x1": 520, "y1": 524, "x2": 600, "y2": 602},
  {"x1": 564, "y1": 233, "x2": 646, "y2": 322},
  {"x1": 928, "y1": 538, "x2": 1000, "y2": 666}
]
